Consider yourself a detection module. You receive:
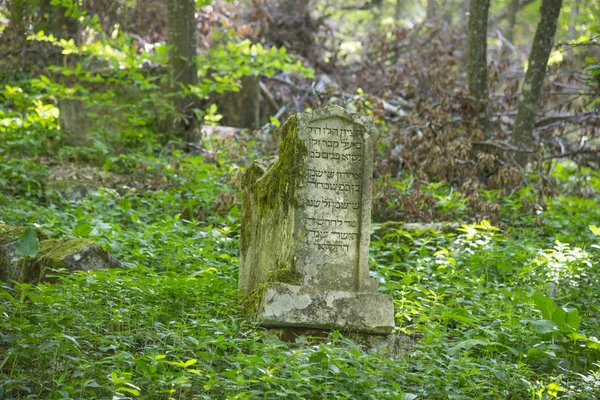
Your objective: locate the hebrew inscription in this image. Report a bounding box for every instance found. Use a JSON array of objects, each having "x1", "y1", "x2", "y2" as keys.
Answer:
[{"x1": 296, "y1": 115, "x2": 368, "y2": 291}]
